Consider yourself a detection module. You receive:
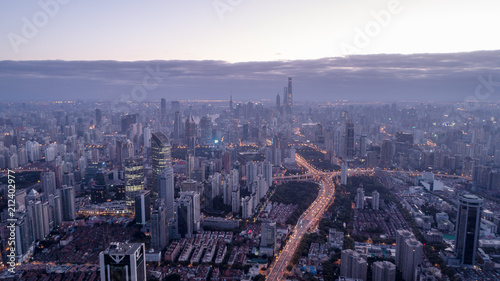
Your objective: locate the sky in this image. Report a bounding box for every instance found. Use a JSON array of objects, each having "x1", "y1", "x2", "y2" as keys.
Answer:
[{"x1": 1, "y1": 0, "x2": 500, "y2": 101}]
